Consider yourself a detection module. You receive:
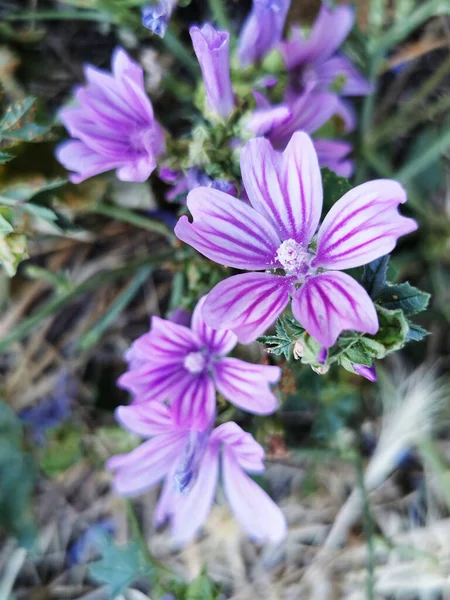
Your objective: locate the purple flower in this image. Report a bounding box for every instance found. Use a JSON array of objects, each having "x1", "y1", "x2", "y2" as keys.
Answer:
[
  {"x1": 238, "y1": 0, "x2": 292, "y2": 67},
  {"x1": 56, "y1": 48, "x2": 165, "y2": 183},
  {"x1": 353, "y1": 362, "x2": 377, "y2": 382},
  {"x1": 118, "y1": 297, "x2": 280, "y2": 431},
  {"x1": 160, "y1": 167, "x2": 237, "y2": 203},
  {"x1": 280, "y1": 4, "x2": 371, "y2": 131},
  {"x1": 175, "y1": 132, "x2": 417, "y2": 348},
  {"x1": 190, "y1": 24, "x2": 234, "y2": 120},
  {"x1": 248, "y1": 86, "x2": 353, "y2": 174},
  {"x1": 106, "y1": 403, "x2": 286, "y2": 545},
  {"x1": 142, "y1": 0, "x2": 178, "y2": 37}
]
